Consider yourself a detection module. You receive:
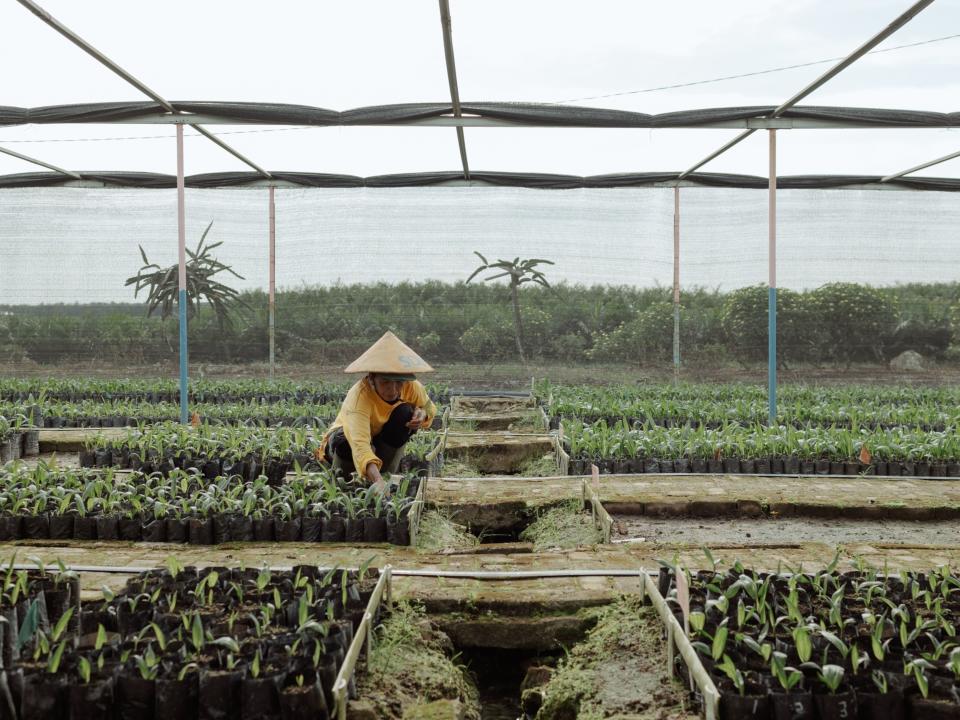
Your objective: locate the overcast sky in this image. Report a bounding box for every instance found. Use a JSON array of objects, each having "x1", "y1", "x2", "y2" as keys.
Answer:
[{"x1": 2, "y1": 0, "x2": 959, "y2": 178}]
